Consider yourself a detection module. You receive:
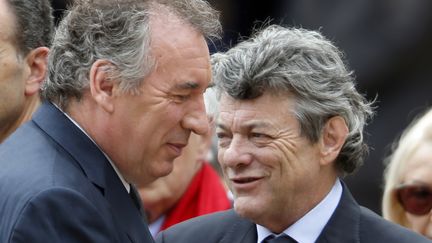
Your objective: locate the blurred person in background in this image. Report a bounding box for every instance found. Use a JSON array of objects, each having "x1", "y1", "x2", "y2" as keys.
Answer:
[
  {"x1": 382, "y1": 108, "x2": 432, "y2": 239},
  {"x1": 156, "y1": 25, "x2": 430, "y2": 243},
  {"x1": 0, "y1": 0, "x2": 221, "y2": 241},
  {"x1": 0, "y1": 0, "x2": 53, "y2": 143},
  {"x1": 139, "y1": 88, "x2": 231, "y2": 237}
]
